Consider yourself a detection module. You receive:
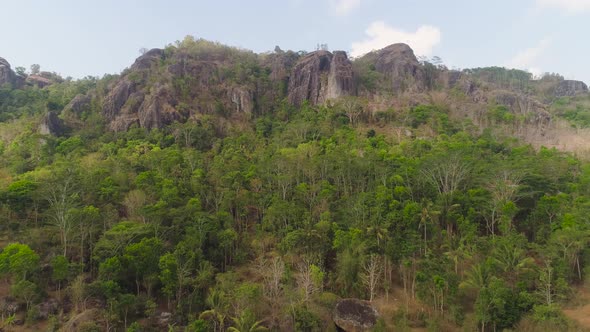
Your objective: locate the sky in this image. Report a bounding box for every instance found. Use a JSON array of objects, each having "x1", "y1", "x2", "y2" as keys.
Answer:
[{"x1": 1, "y1": 0, "x2": 589, "y2": 83}]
